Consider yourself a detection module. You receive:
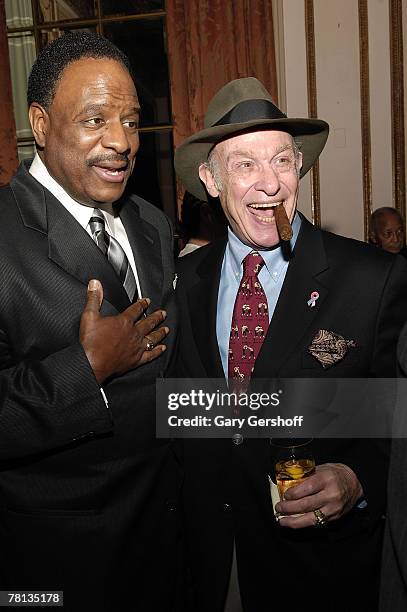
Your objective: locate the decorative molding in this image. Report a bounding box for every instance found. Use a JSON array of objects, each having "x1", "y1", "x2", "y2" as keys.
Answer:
[
  {"x1": 304, "y1": 0, "x2": 320, "y2": 227},
  {"x1": 389, "y1": 0, "x2": 406, "y2": 220},
  {"x1": 358, "y1": 0, "x2": 372, "y2": 241},
  {"x1": 272, "y1": 0, "x2": 286, "y2": 111}
]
